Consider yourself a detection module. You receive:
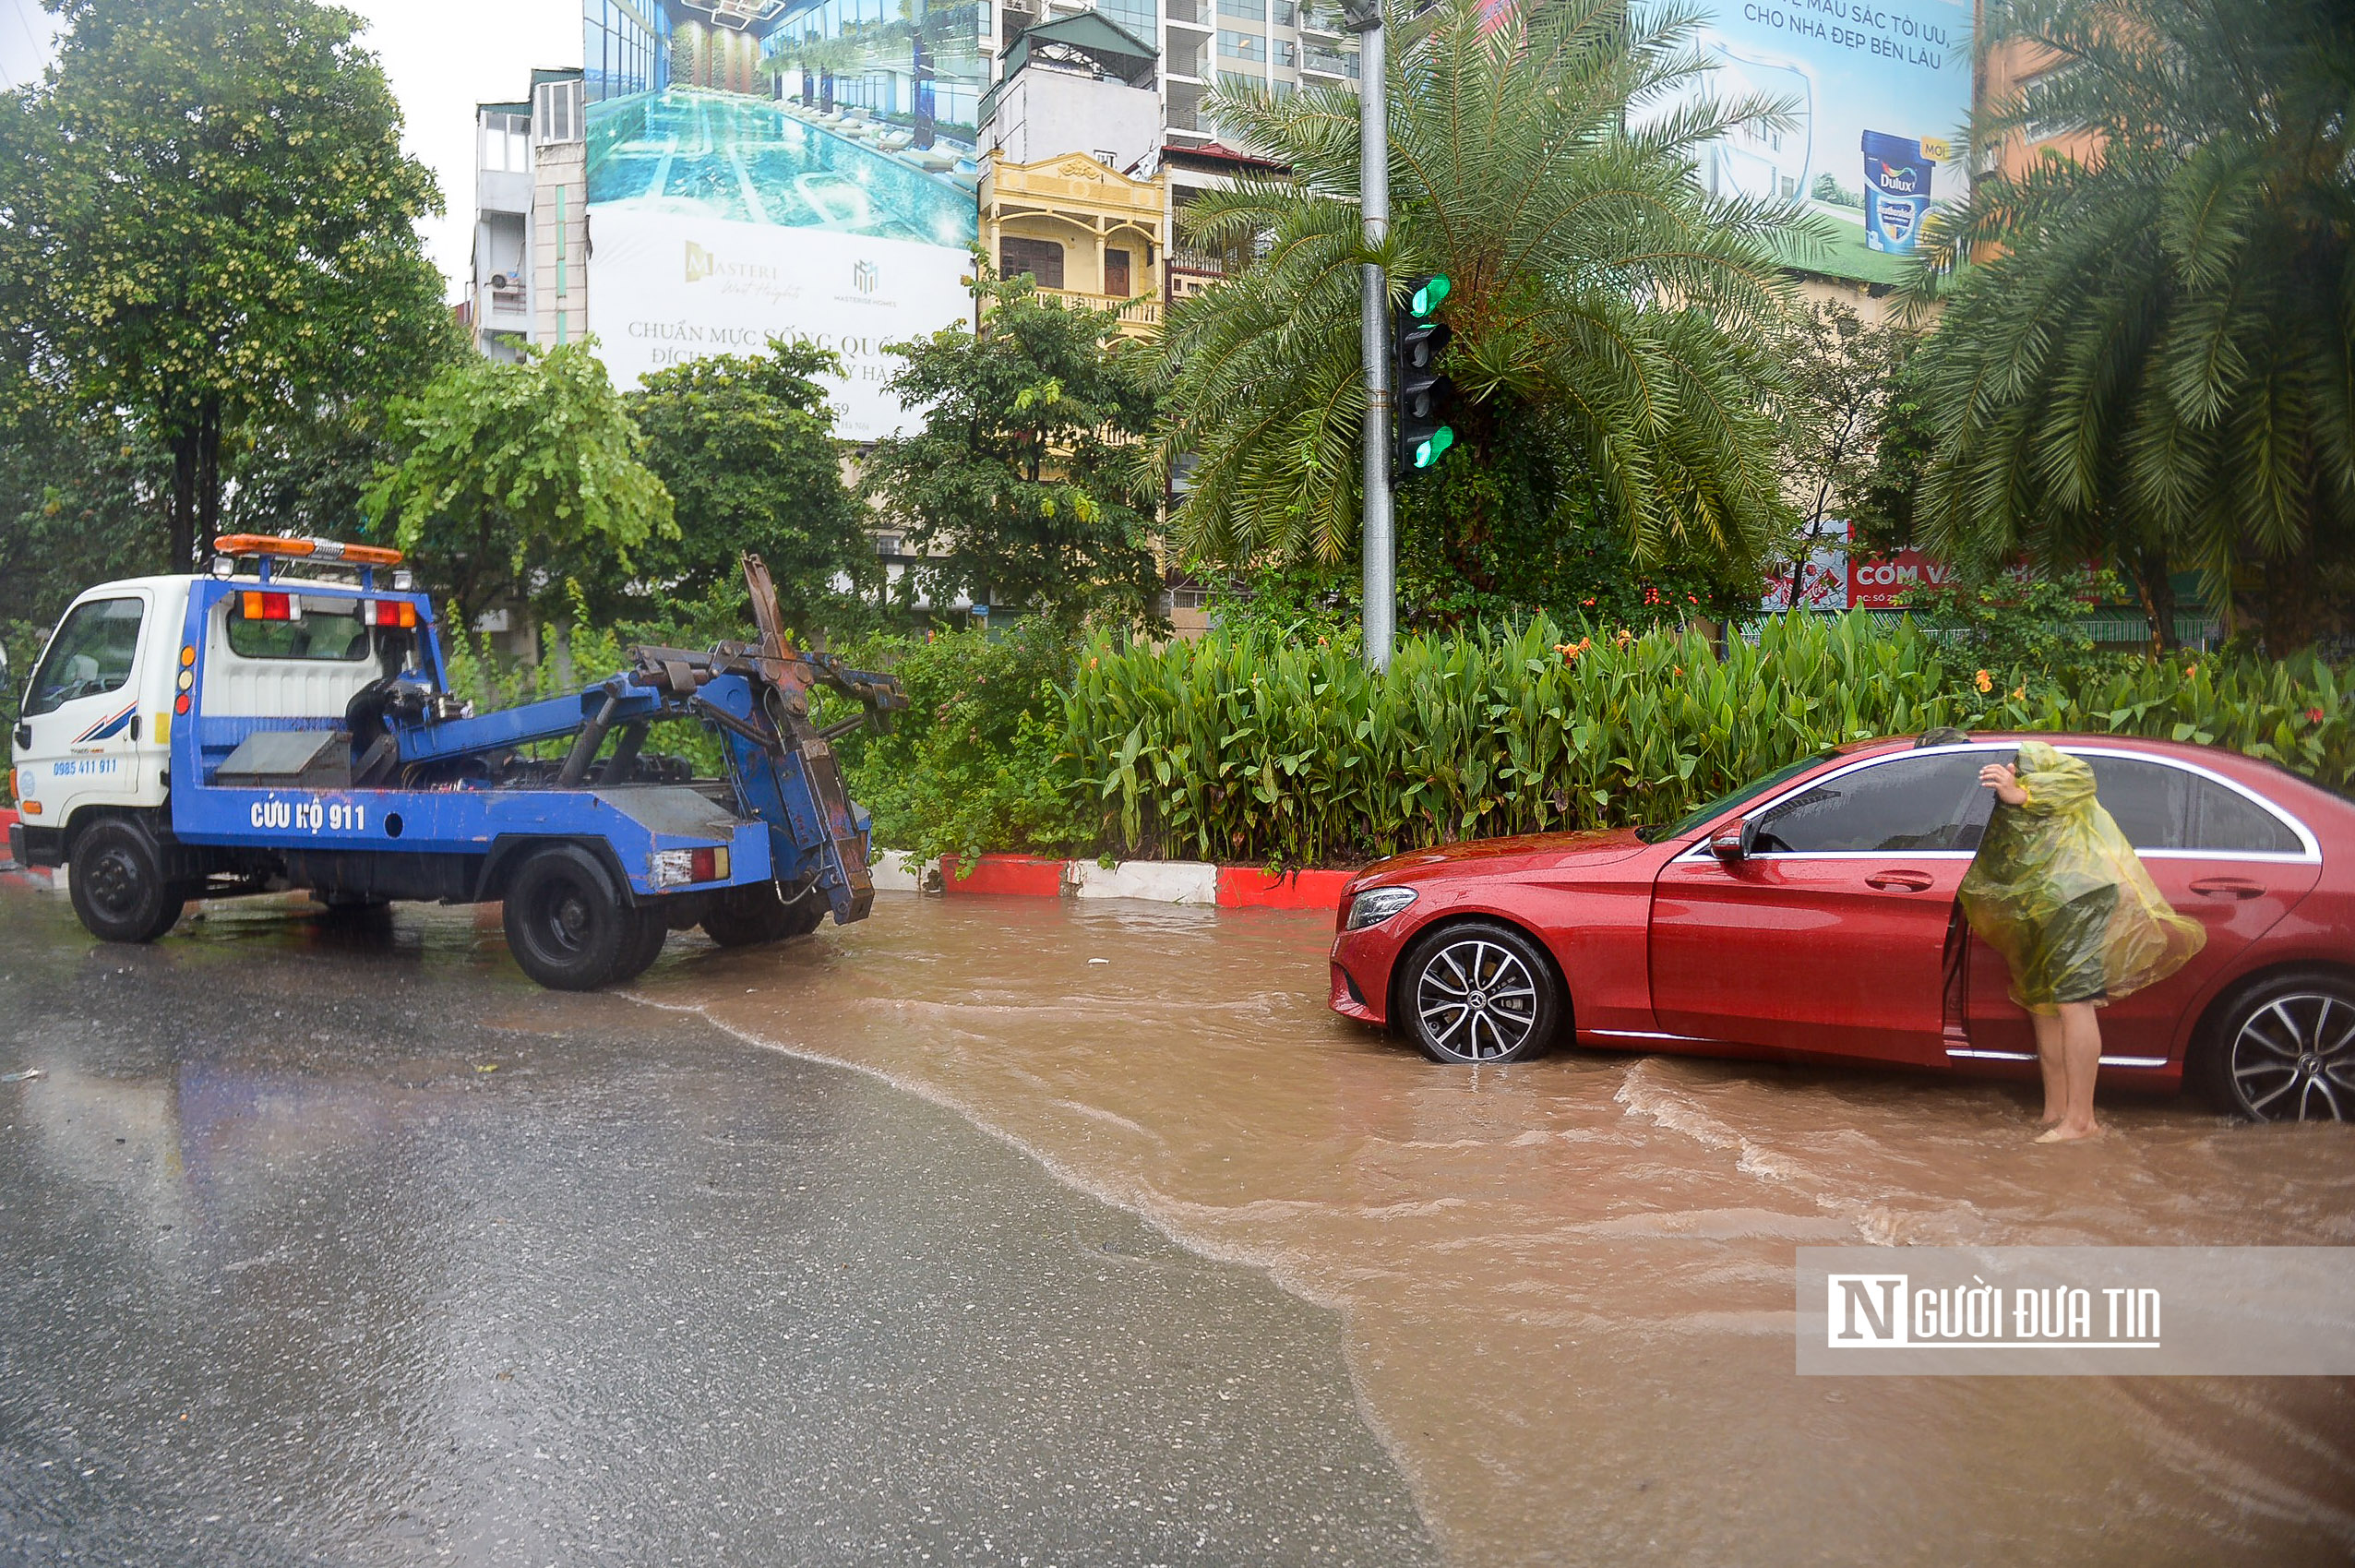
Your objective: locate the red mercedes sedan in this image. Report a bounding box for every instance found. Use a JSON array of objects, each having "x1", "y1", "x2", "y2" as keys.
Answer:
[{"x1": 1328, "y1": 735, "x2": 2355, "y2": 1121}]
